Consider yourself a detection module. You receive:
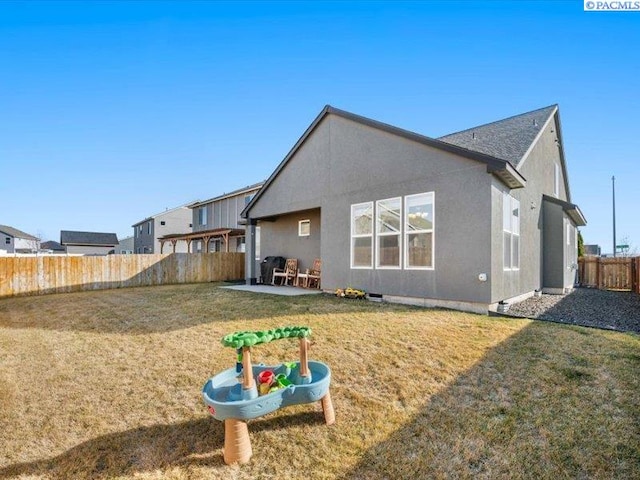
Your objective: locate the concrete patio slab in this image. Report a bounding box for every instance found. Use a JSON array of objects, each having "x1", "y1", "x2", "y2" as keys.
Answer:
[{"x1": 221, "y1": 284, "x2": 323, "y2": 296}]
